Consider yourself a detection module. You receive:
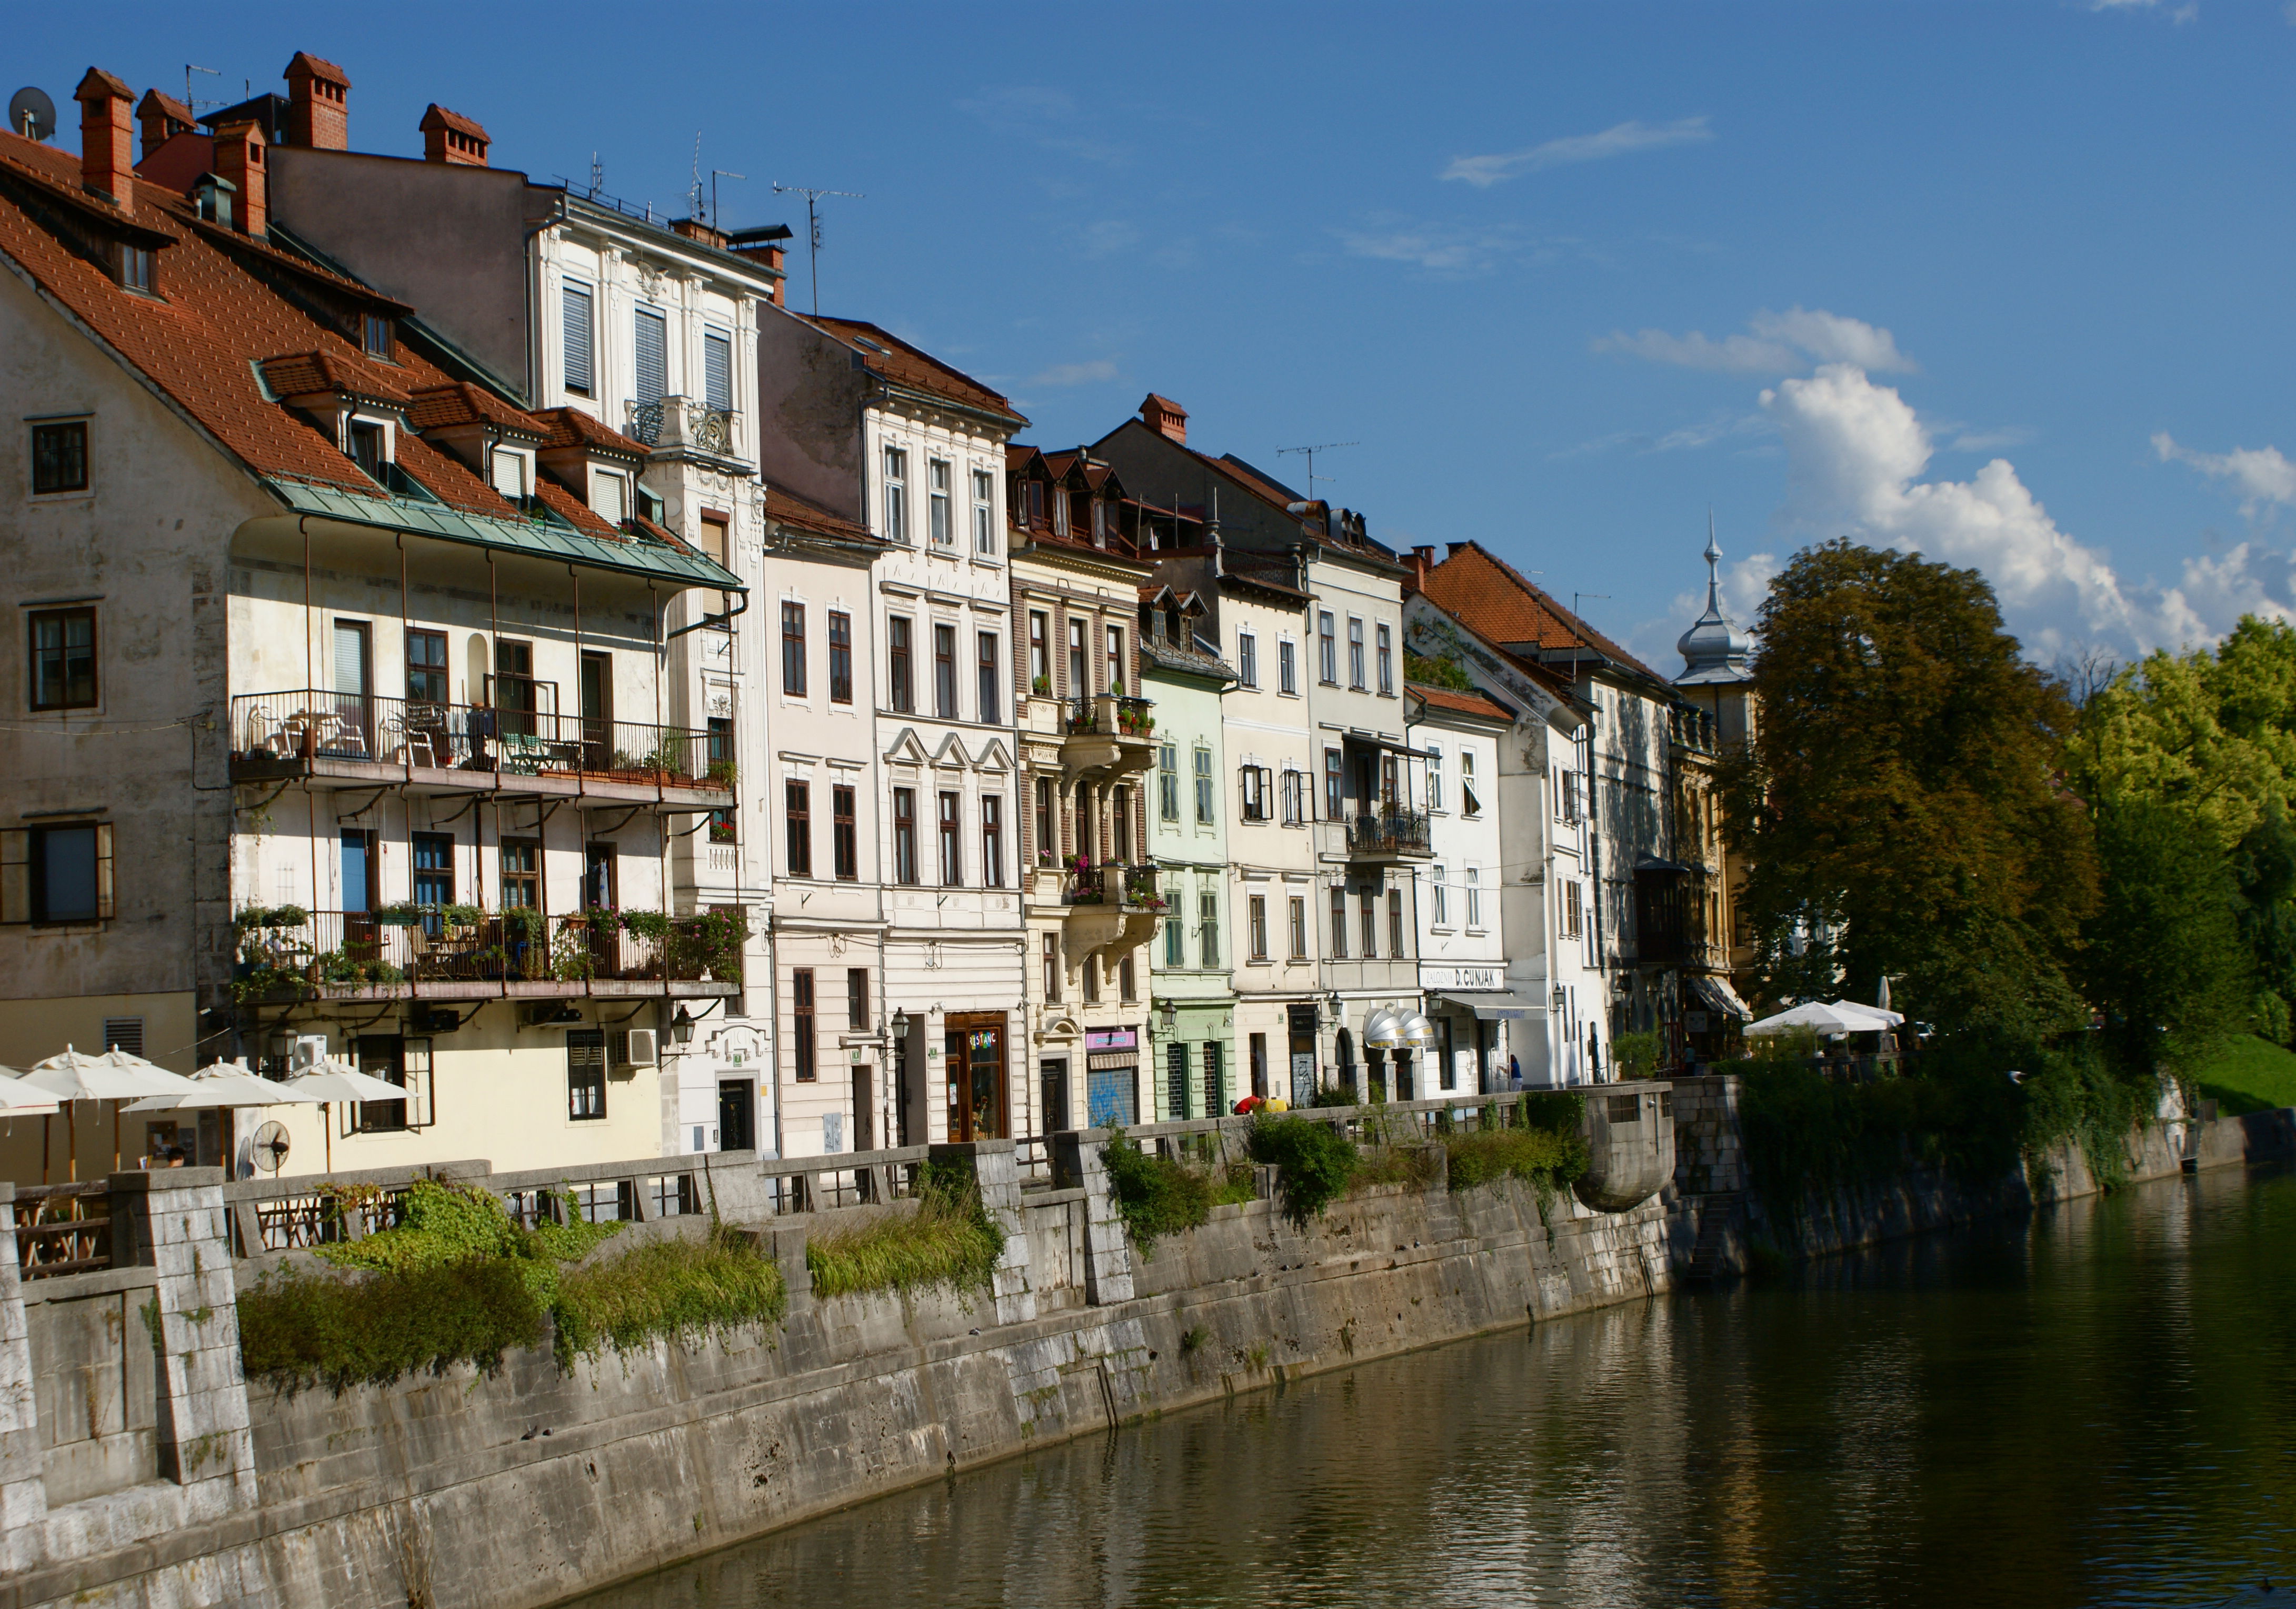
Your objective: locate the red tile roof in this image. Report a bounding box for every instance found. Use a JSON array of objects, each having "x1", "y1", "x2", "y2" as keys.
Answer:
[
  {"x1": 408, "y1": 379, "x2": 538, "y2": 435},
  {"x1": 532, "y1": 405, "x2": 646, "y2": 459},
  {"x1": 133, "y1": 132, "x2": 216, "y2": 195},
  {"x1": 806, "y1": 316, "x2": 1025, "y2": 425},
  {"x1": 76, "y1": 67, "x2": 134, "y2": 105},
  {"x1": 0, "y1": 125, "x2": 629, "y2": 545},
  {"x1": 764, "y1": 483, "x2": 875, "y2": 544},
  {"x1": 1419, "y1": 540, "x2": 1666, "y2": 686},
  {"x1": 260, "y1": 349, "x2": 411, "y2": 404},
  {"x1": 1407, "y1": 682, "x2": 1515, "y2": 723}
]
